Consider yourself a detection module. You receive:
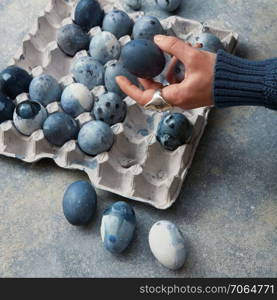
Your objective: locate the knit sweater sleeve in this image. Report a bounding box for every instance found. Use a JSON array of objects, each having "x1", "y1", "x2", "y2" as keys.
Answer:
[{"x1": 213, "y1": 49, "x2": 277, "y2": 110}]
